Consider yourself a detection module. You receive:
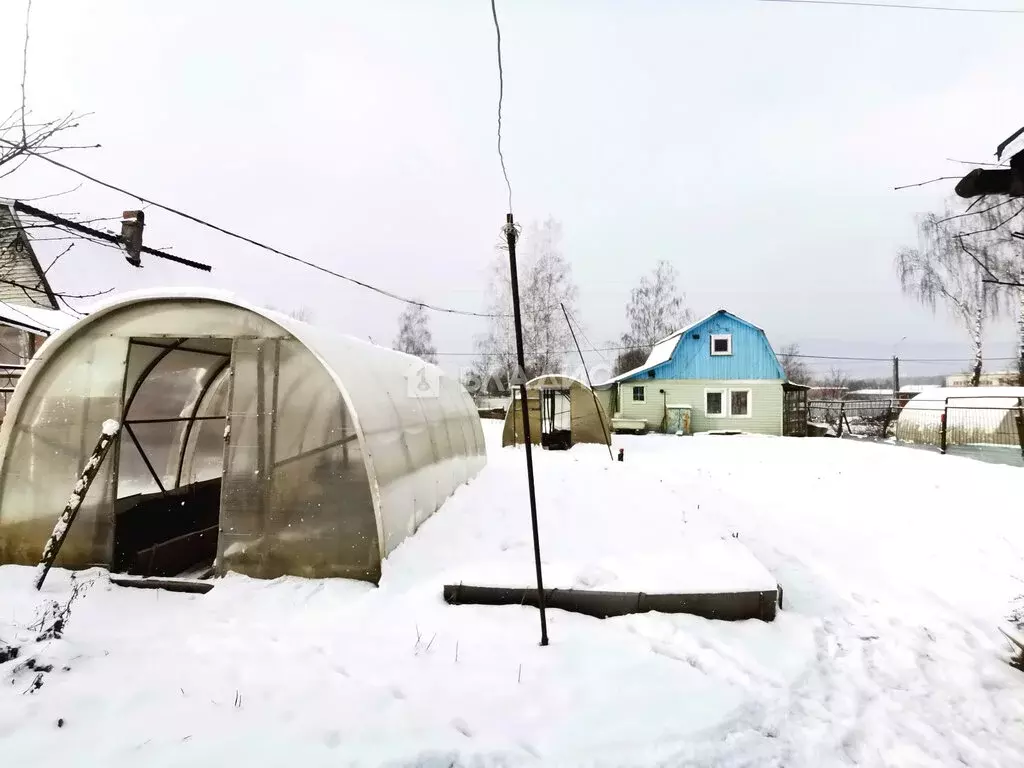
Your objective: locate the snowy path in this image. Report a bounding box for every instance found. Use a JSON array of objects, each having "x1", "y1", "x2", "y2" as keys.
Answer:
[
  {"x1": 616, "y1": 434, "x2": 1024, "y2": 766},
  {"x1": 3, "y1": 425, "x2": 1024, "y2": 765}
]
